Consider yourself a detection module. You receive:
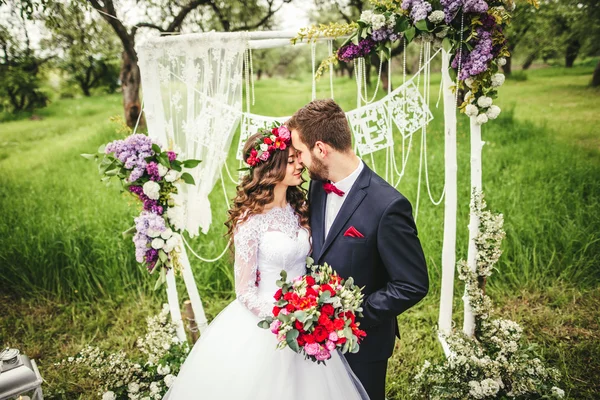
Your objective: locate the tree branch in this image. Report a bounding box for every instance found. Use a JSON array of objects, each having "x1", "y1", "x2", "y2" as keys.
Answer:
[
  {"x1": 232, "y1": 0, "x2": 290, "y2": 32},
  {"x1": 86, "y1": 0, "x2": 136, "y2": 60},
  {"x1": 167, "y1": 0, "x2": 212, "y2": 33}
]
